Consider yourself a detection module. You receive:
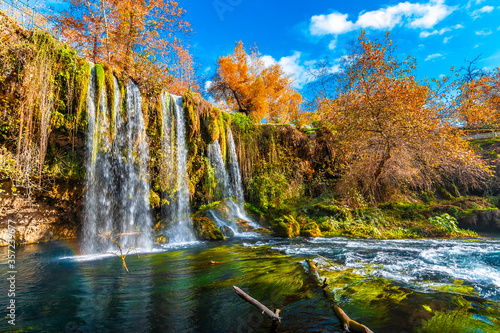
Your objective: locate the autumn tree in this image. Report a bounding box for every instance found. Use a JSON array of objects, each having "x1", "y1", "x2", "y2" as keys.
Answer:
[
  {"x1": 208, "y1": 41, "x2": 303, "y2": 124},
  {"x1": 56, "y1": 0, "x2": 197, "y2": 93},
  {"x1": 317, "y1": 31, "x2": 487, "y2": 203},
  {"x1": 455, "y1": 67, "x2": 500, "y2": 128}
]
